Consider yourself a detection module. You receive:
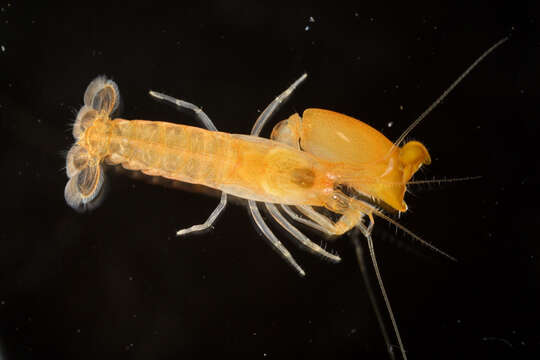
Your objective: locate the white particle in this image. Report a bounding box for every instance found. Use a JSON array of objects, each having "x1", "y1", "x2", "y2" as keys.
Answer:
[
  {"x1": 387, "y1": 121, "x2": 394, "y2": 128},
  {"x1": 399, "y1": 105, "x2": 404, "y2": 110},
  {"x1": 304, "y1": 25, "x2": 310, "y2": 31},
  {"x1": 1, "y1": 45, "x2": 5, "y2": 52},
  {"x1": 309, "y1": 16, "x2": 315, "y2": 23}
]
